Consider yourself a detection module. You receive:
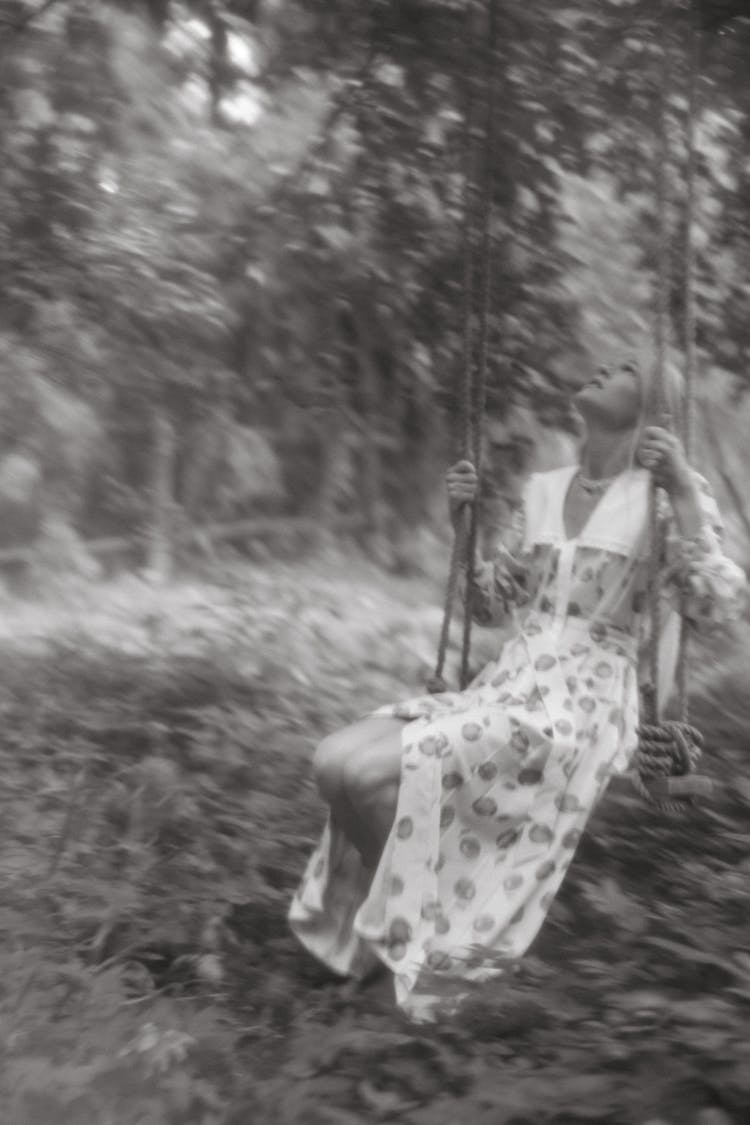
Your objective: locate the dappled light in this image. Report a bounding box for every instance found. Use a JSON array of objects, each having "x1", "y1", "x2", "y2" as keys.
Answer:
[{"x1": 0, "y1": 1, "x2": 748, "y2": 1123}]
